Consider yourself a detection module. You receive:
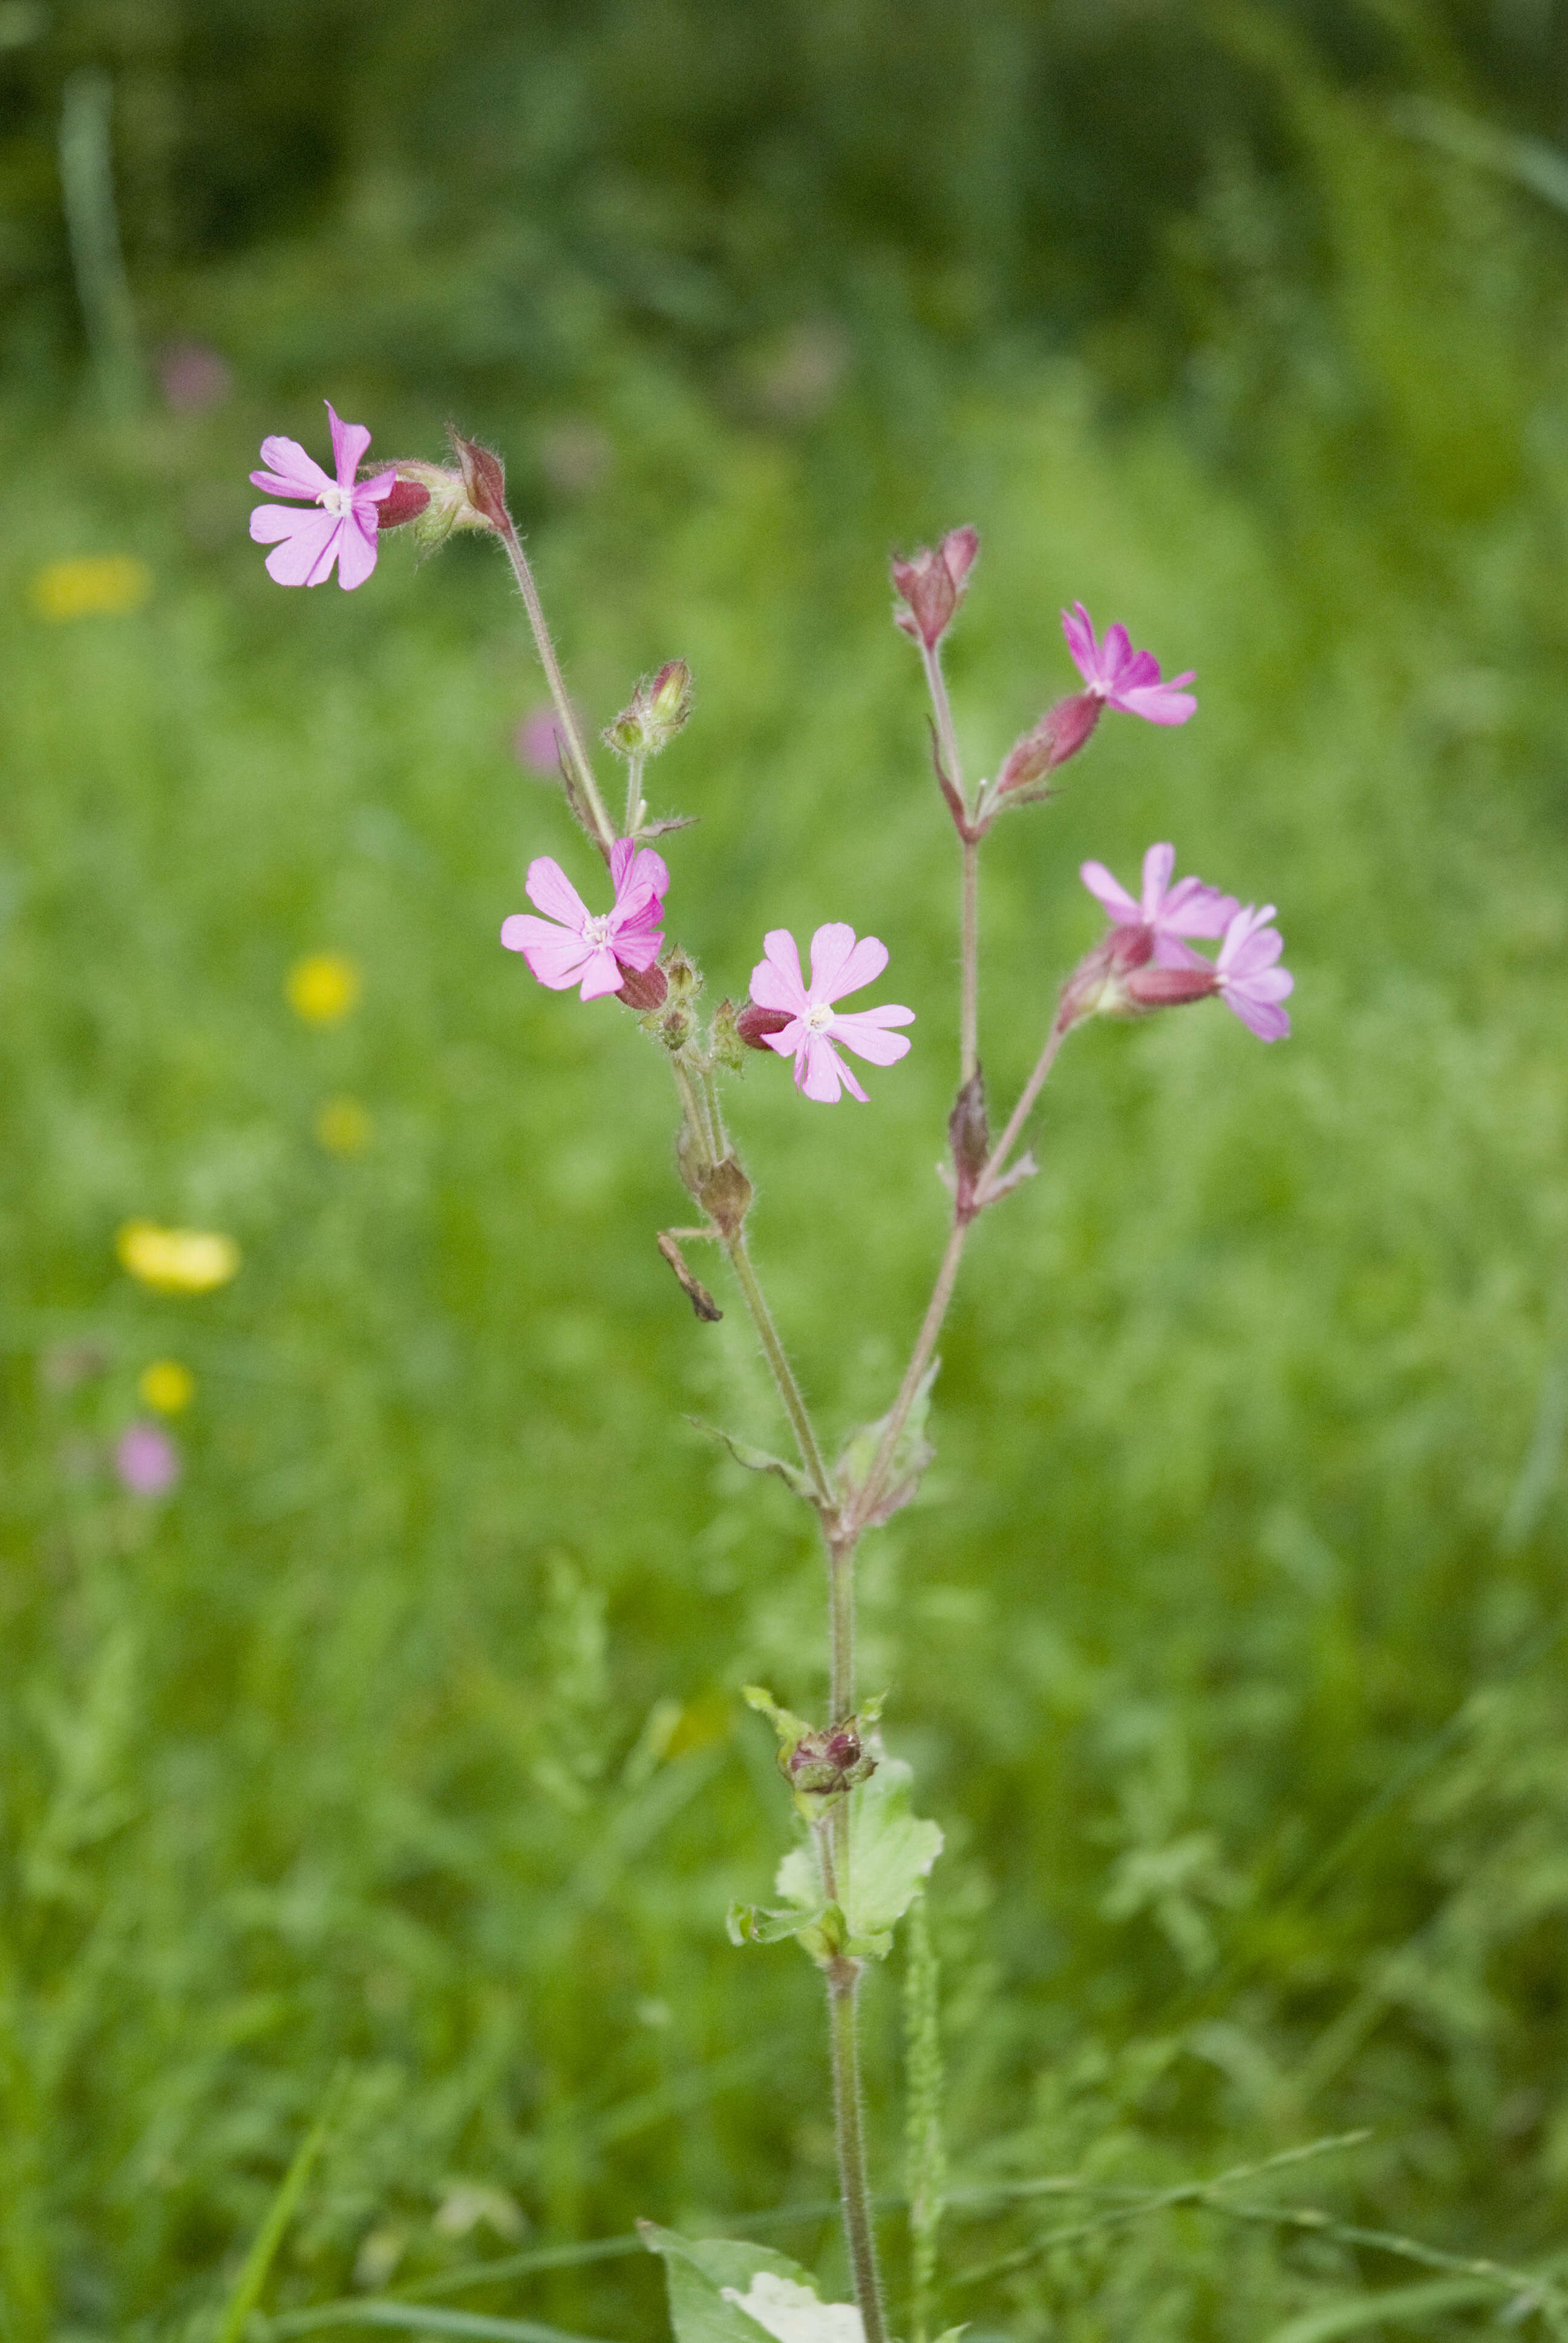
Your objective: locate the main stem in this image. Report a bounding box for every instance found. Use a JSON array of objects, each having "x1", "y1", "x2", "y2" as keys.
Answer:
[
  {"x1": 722, "y1": 1231, "x2": 835, "y2": 1513},
  {"x1": 959, "y1": 836, "x2": 979, "y2": 1085},
  {"x1": 828, "y1": 1968, "x2": 887, "y2": 2343},
  {"x1": 496, "y1": 516, "x2": 617, "y2": 857}
]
